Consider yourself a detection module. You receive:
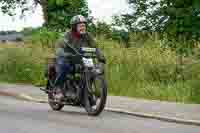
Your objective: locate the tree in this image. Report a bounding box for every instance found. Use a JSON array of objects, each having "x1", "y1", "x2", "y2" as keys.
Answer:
[
  {"x1": 116, "y1": 0, "x2": 200, "y2": 35},
  {"x1": 94, "y1": 21, "x2": 112, "y2": 39},
  {"x1": 0, "y1": 0, "x2": 43, "y2": 16},
  {"x1": 112, "y1": 15, "x2": 138, "y2": 31},
  {"x1": 46, "y1": 0, "x2": 89, "y2": 31},
  {"x1": 117, "y1": 0, "x2": 200, "y2": 50},
  {"x1": 0, "y1": 0, "x2": 89, "y2": 31},
  {"x1": 156, "y1": 0, "x2": 200, "y2": 57},
  {"x1": 113, "y1": 0, "x2": 163, "y2": 31}
]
